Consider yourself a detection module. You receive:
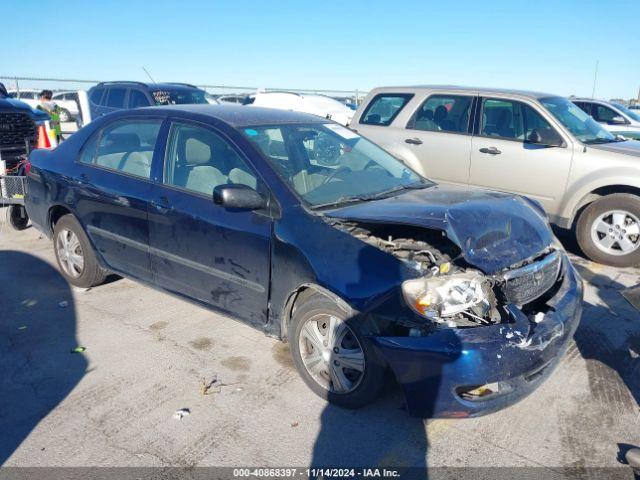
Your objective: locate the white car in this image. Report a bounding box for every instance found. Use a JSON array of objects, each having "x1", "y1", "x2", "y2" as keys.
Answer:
[
  {"x1": 572, "y1": 98, "x2": 640, "y2": 140},
  {"x1": 249, "y1": 92, "x2": 354, "y2": 126},
  {"x1": 51, "y1": 91, "x2": 80, "y2": 121},
  {"x1": 9, "y1": 89, "x2": 77, "y2": 122},
  {"x1": 7, "y1": 89, "x2": 40, "y2": 109}
]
